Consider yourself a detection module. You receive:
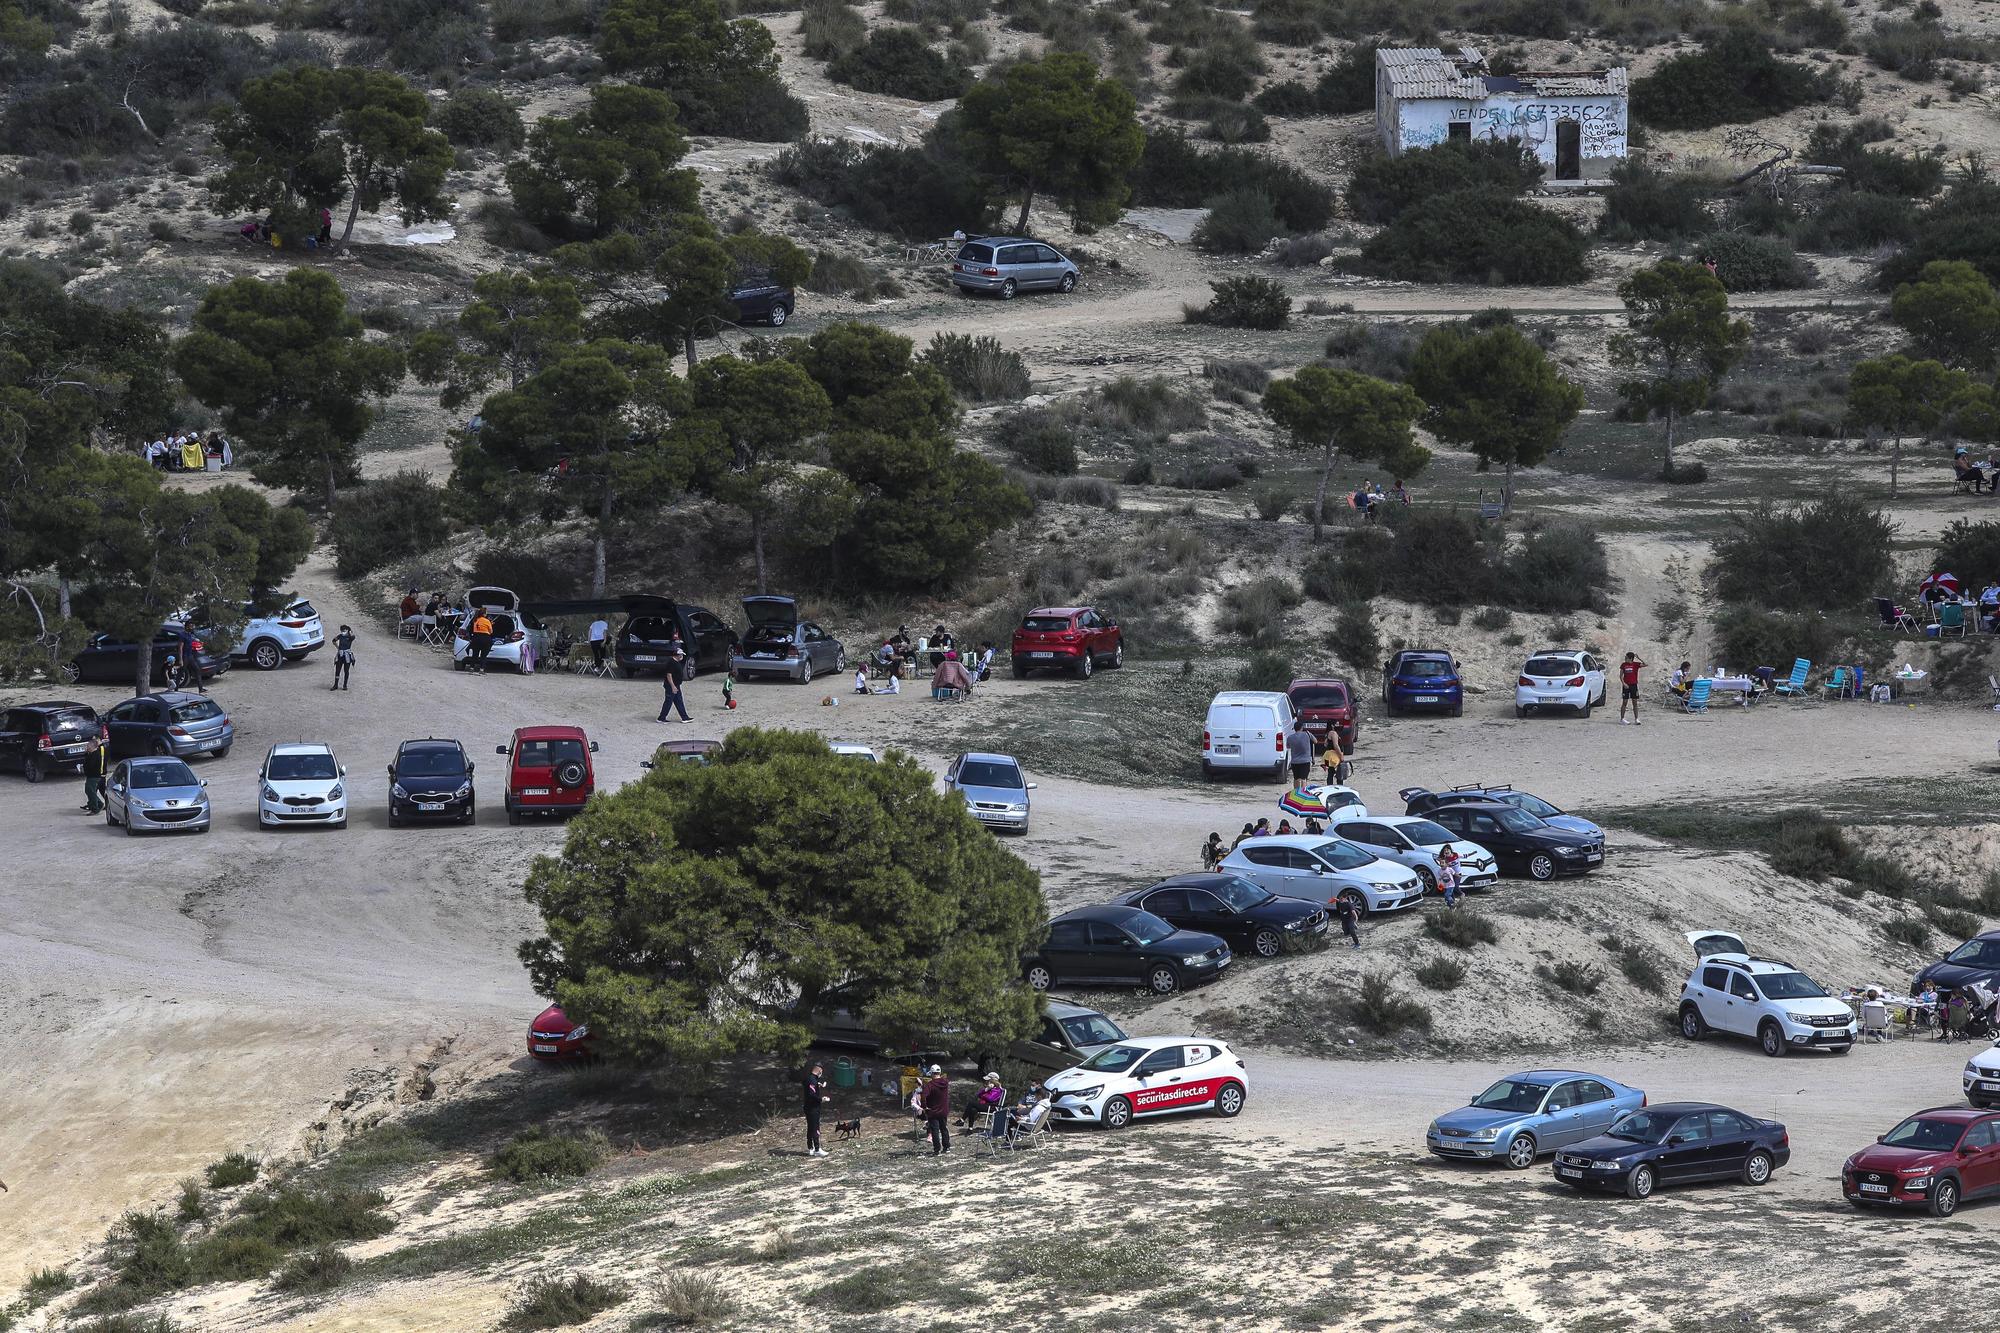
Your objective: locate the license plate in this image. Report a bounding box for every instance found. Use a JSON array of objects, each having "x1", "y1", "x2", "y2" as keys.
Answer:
[
  {"x1": 56, "y1": 744, "x2": 82, "y2": 754},
  {"x1": 1214, "y1": 744, "x2": 1239, "y2": 755},
  {"x1": 1860, "y1": 1183, "x2": 1889, "y2": 1194},
  {"x1": 1215, "y1": 955, "x2": 1230, "y2": 968},
  {"x1": 1585, "y1": 853, "x2": 1602, "y2": 863},
  {"x1": 1539, "y1": 695, "x2": 1565, "y2": 702},
  {"x1": 419, "y1": 802, "x2": 445, "y2": 812},
  {"x1": 533, "y1": 1043, "x2": 558, "y2": 1054},
  {"x1": 633, "y1": 654, "x2": 656, "y2": 662},
  {"x1": 1031, "y1": 651, "x2": 1054, "y2": 658},
  {"x1": 1557, "y1": 1166, "x2": 1583, "y2": 1179},
  {"x1": 523, "y1": 787, "x2": 550, "y2": 796},
  {"x1": 1982, "y1": 1080, "x2": 2000, "y2": 1089},
  {"x1": 1414, "y1": 695, "x2": 1438, "y2": 704}
]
